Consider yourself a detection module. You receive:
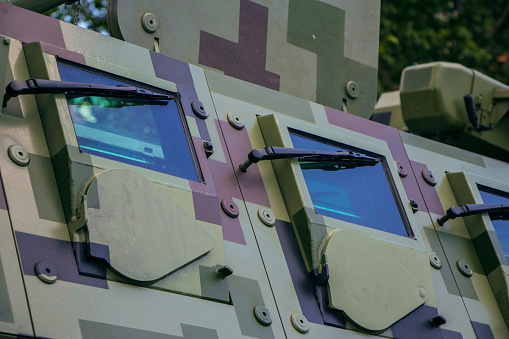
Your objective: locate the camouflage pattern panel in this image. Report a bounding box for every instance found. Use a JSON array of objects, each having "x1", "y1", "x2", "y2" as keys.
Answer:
[
  {"x1": 108, "y1": 0, "x2": 379, "y2": 119},
  {"x1": 400, "y1": 131, "x2": 509, "y2": 338},
  {"x1": 0, "y1": 5, "x2": 285, "y2": 338}
]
